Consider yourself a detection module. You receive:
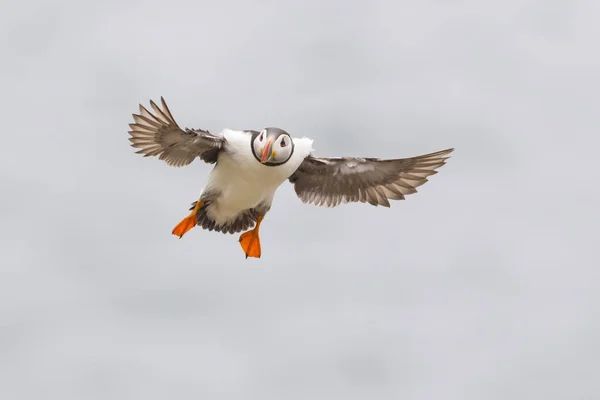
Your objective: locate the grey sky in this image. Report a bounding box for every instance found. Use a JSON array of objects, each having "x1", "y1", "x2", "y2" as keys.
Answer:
[{"x1": 1, "y1": 0, "x2": 599, "y2": 399}]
